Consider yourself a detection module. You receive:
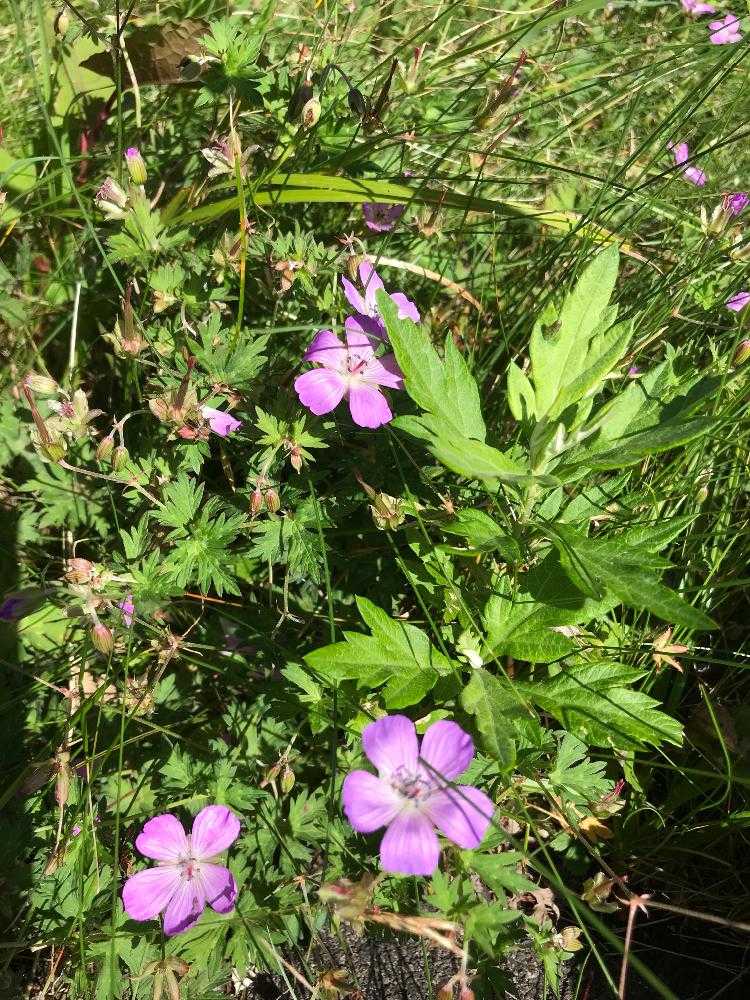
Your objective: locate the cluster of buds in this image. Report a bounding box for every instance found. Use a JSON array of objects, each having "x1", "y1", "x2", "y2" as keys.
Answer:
[
  {"x1": 260, "y1": 743, "x2": 297, "y2": 796},
  {"x1": 22, "y1": 375, "x2": 102, "y2": 462},
  {"x1": 701, "y1": 191, "x2": 750, "y2": 235},
  {"x1": 355, "y1": 472, "x2": 406, "y2": 530},
  {"x1": 250, "y1": 480, "x2": 280, "y2": 515},
  {"x1": 96, "y1": 412, "x2": 135, "y2": 472},
  {"x1": 148, "y1": 356, "x2": 202, "y2": 434},
  {"x1": 95, "y1": 177, "x2": 129, "y2": 220},
  {"x1": 139, "y1": 957, "x2": 190, "y2": 1000},
  {"x1": 201, "y1": 132, "x2": 256, "y2": 179}
]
